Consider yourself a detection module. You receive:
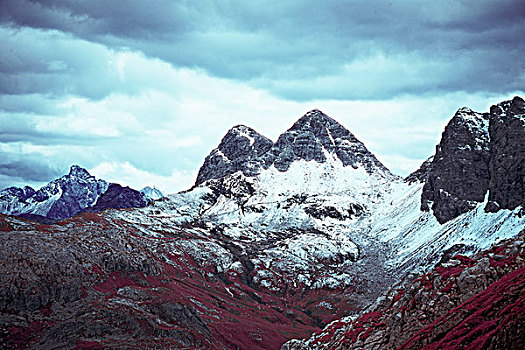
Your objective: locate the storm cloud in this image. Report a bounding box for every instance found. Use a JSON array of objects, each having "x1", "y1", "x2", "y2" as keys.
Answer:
[
  {"x1": 2, "y1": 0, "x2": 525, "y2": 99},
  {"x1": 0, "y1": 0, "x2": 524, "y2": 192}
]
